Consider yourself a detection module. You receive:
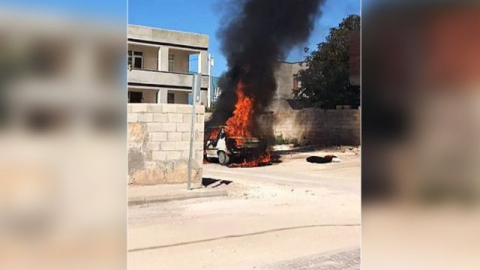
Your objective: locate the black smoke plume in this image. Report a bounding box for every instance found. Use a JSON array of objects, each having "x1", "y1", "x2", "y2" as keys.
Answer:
[{"x1": 208, "y1": 0, "x2": 325, "y2": 134}]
